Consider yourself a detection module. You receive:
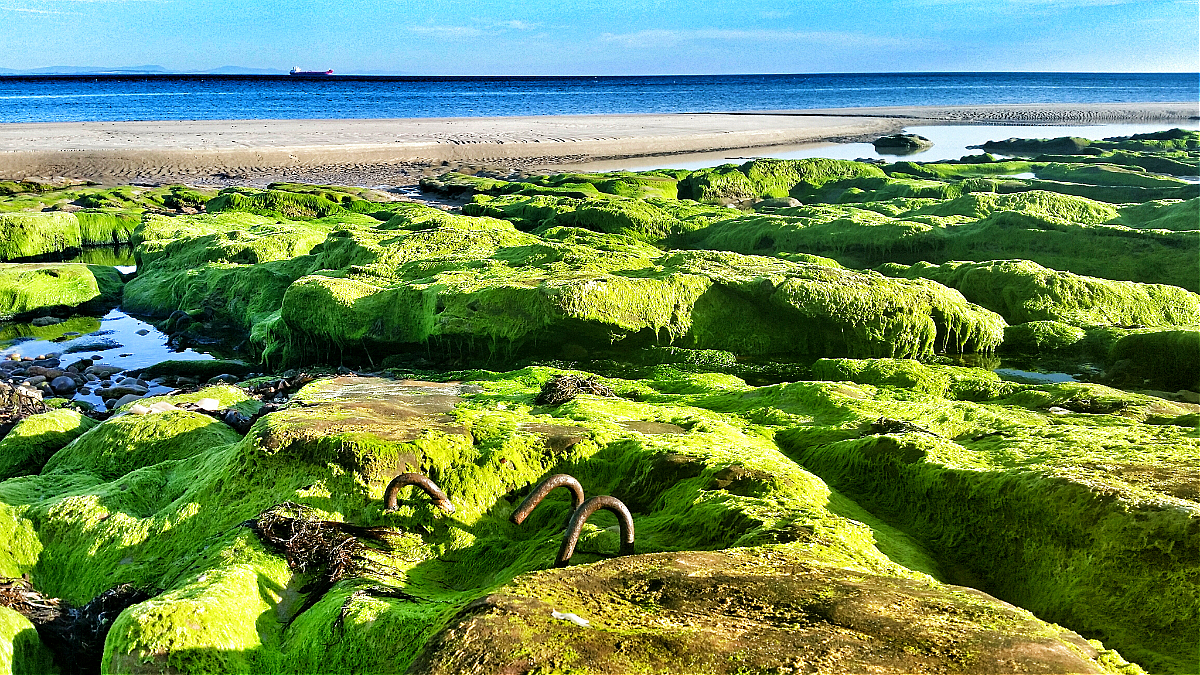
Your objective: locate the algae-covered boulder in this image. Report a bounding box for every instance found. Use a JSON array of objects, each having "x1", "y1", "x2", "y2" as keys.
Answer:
[
  {"x1": 0, "y1": 370, "x2": 1182, "y2": 672},
  {"x1": 1003, "y1": 320, "x2": 1087, "y2": 353},
  {"x1": 1108, "y1": 328, "x2": 1200, "y2": 390},
  {"x1": 0, "y1": 606, "x2": 58, "y2": 675},
  {"x1": 882, "y1": 259, "x2": 1200, "y2": 327},
  {"x1": 0, "y1": 409, "x2": 97, "y2": 480},
  {"x1": 411, "y1": 549, "x2": 1122, "y2": 675},
  {"x1": 0, "y1": 263, "x2": 124, "y2": 319},
  {"x1": 679, "y1": 158, "x2": 887, "y2": 202},
  {"x1": 0, "y1": 212, "x2": 82, "y2": 260},
  {"x1": 873, "y1": 132, "x2": 933, "y2": 152},
  {"x1": 811, "y1": 358, "x2": 1011, "y2": 400},
  {"x1": 0, "y1": 210, "x2": 139, "y2": 260},
  {"x1": 267, "y1": 226, "x2": 1005, "y2": 364}
]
